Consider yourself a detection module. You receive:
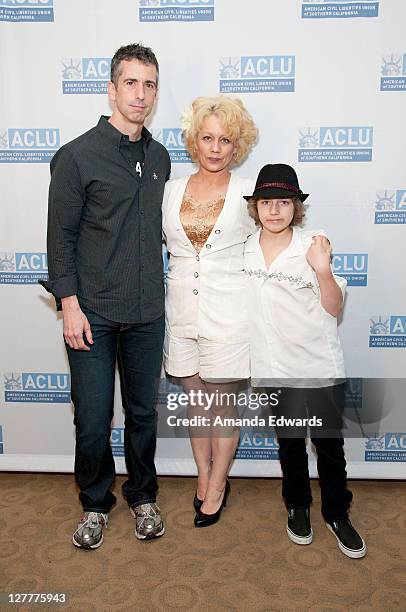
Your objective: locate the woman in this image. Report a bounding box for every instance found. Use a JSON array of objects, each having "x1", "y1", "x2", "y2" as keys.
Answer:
[{"x1": 162, "y1": 96, "x2": 257, "y2": 527}]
